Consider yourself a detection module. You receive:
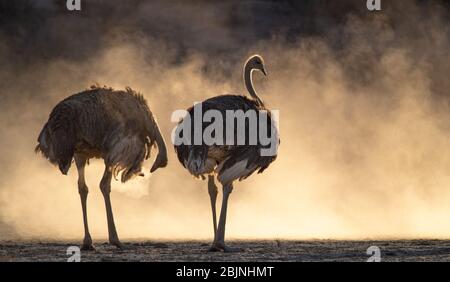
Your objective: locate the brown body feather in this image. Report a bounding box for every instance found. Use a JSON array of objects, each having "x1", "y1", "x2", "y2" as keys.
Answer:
[{"x1": 36, "y1": 86, "x2": 167, "y2": 182}]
